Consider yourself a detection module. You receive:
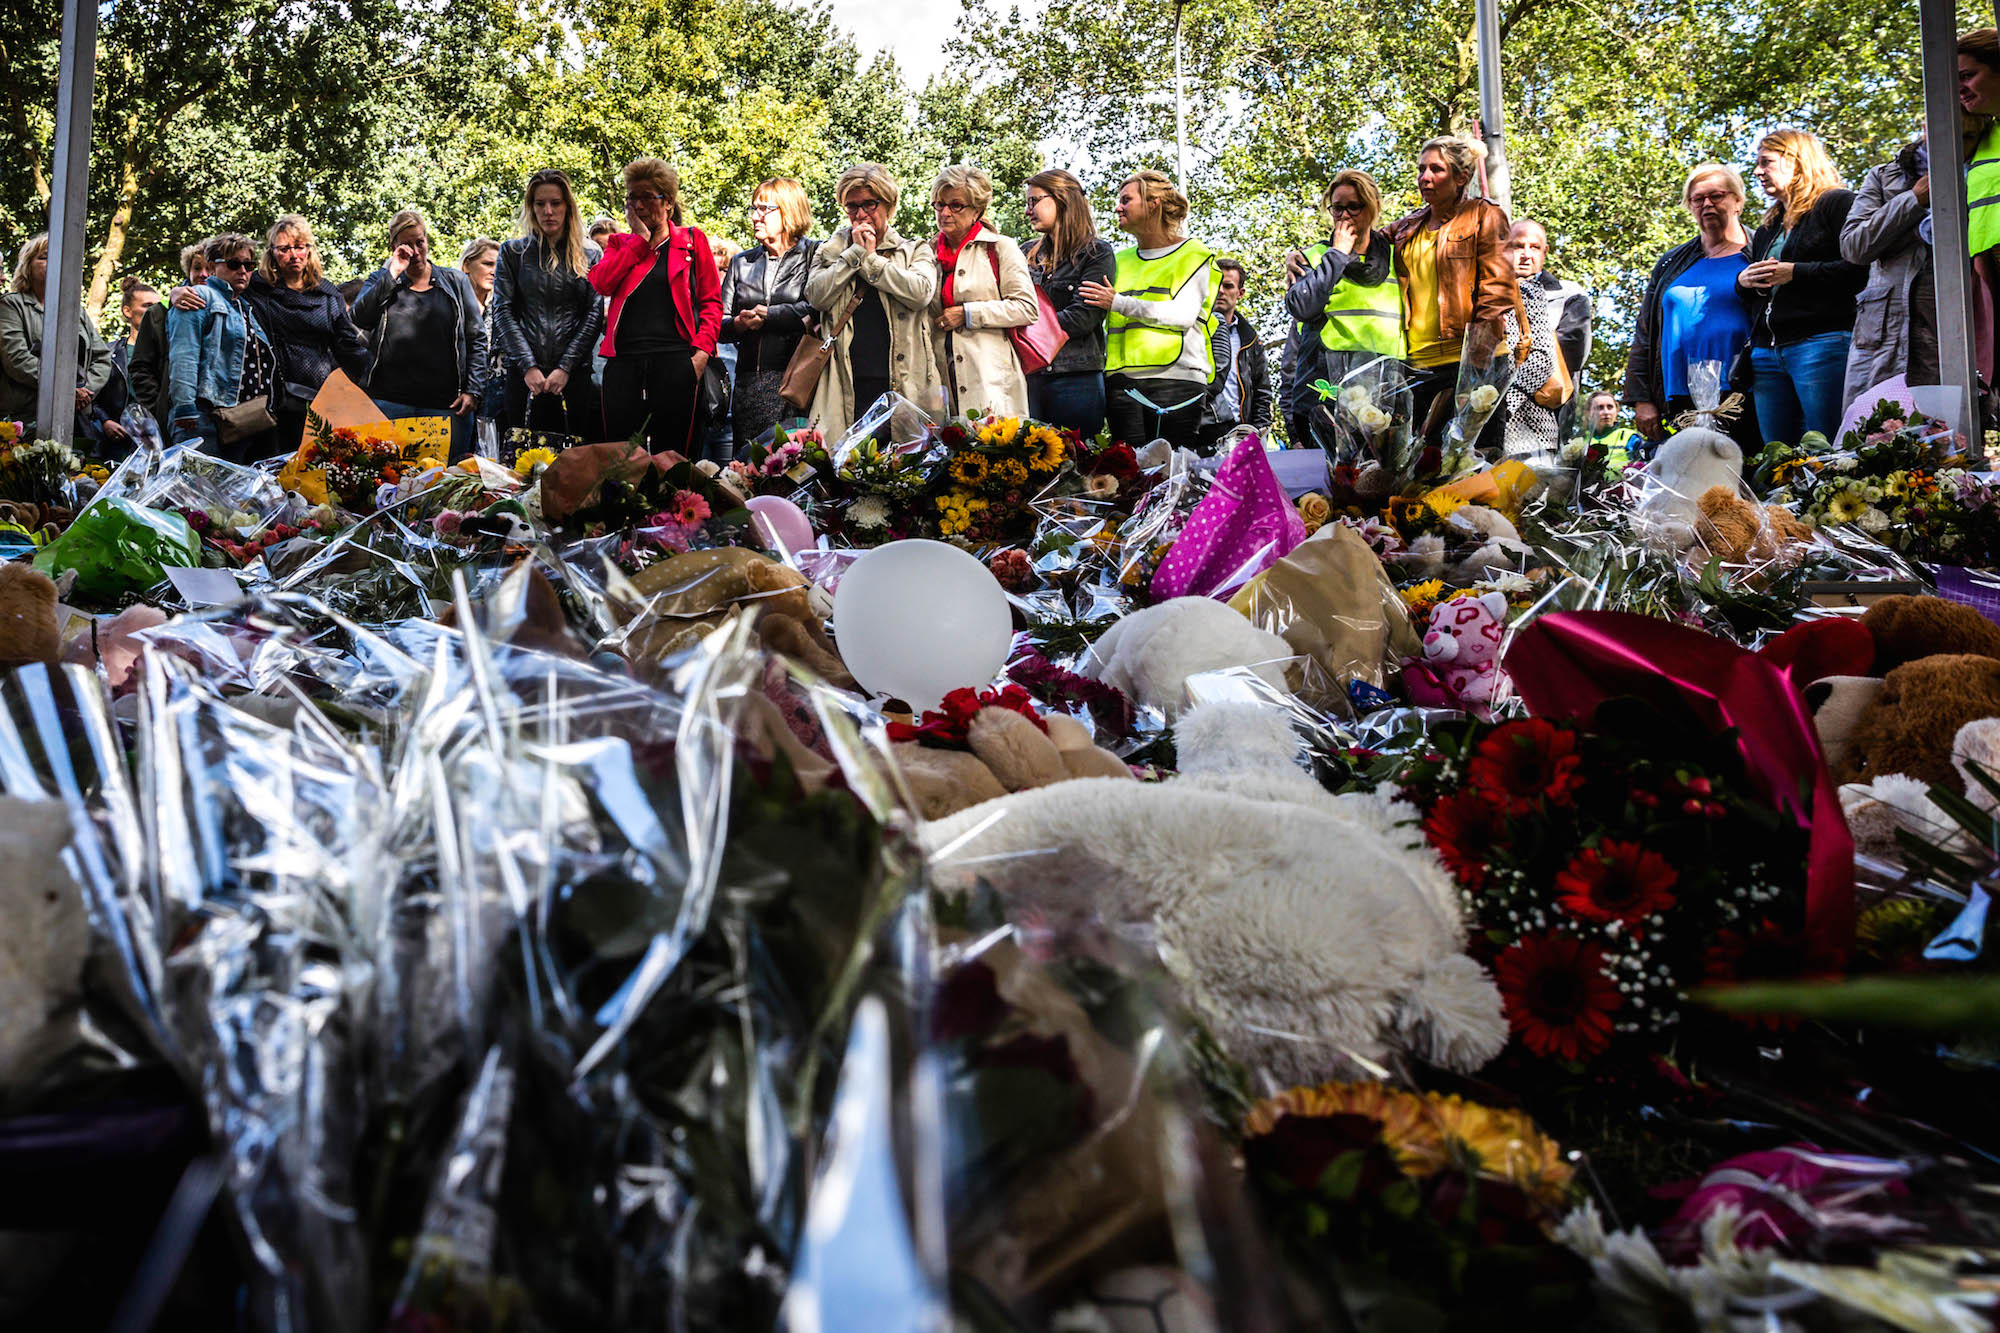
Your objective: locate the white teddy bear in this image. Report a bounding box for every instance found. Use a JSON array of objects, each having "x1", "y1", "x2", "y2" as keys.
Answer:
[
  {"x1": 1636, "y1": 426, "x2": 1744, "y2": 552},
  {"x1": 1080, "y1": 597, "x2": 1293, "y2": 721},
  {"x1": 922, "y1": 702, "x2": 1508, "y2": 1086}
]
